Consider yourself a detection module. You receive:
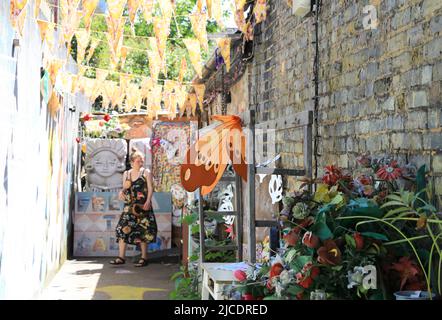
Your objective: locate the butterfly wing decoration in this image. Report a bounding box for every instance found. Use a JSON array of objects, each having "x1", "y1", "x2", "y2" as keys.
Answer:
[{"x1": 180, "y1": 115, "x2": 247, "y2": 196}]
